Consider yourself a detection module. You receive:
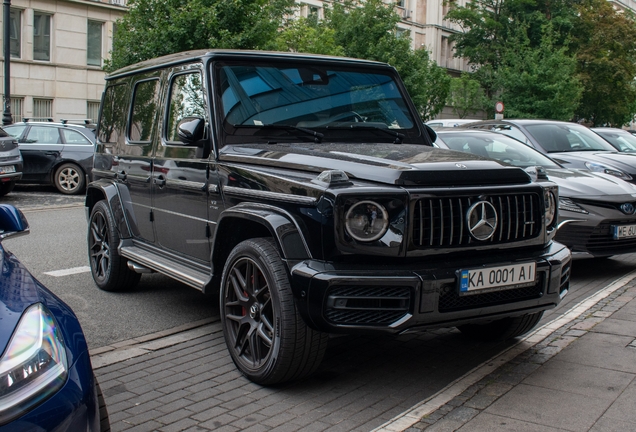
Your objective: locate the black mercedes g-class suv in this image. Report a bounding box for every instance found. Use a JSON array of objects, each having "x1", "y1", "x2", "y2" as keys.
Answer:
[{"x1": 87, "y1": 50, "x2": 571, "y2": 385}]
